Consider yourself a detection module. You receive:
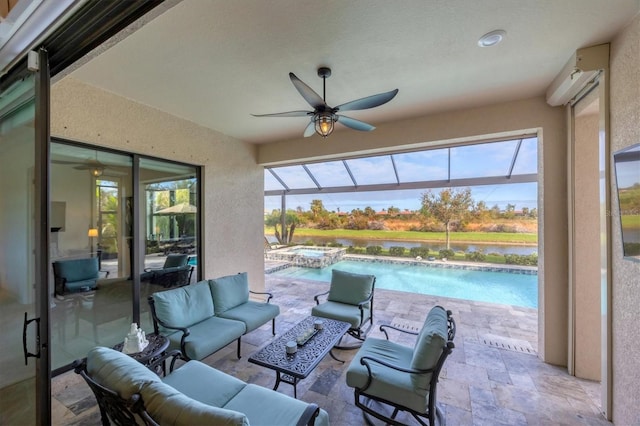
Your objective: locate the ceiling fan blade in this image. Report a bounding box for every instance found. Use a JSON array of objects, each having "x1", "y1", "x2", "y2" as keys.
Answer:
[
  {"x1": 335, "y1": 88, "x2": 399, "y2": 112},
  {"x1": 289, "y1": 72, "x2": 326, "y2": 110},
  {"x1": 251, "y1": 110, "x2": 311, "y2": 118},
  {"x1": 337, "y1": 115, "x2": 376, "y2": 132},
  {"x1": 303, "y1": 120, "x2": 316, "y2": 137}
]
